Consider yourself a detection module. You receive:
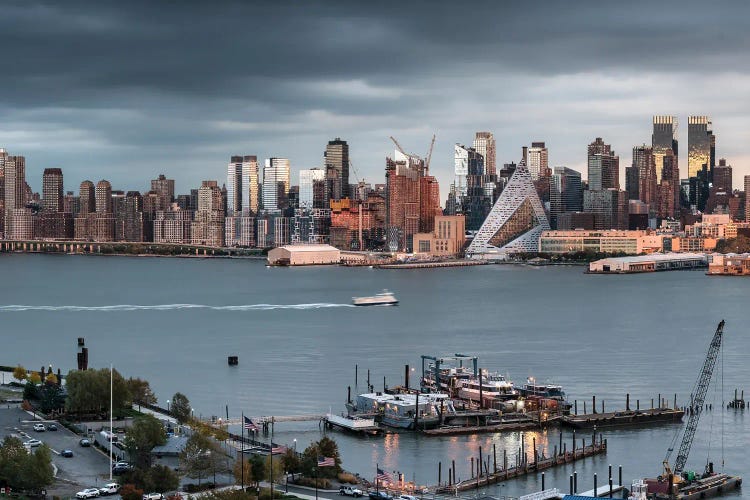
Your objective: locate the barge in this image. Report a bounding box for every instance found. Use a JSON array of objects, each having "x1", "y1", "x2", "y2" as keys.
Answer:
[{"x1": 562, "y1": 407, "x2": 684, "y2": 428}]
